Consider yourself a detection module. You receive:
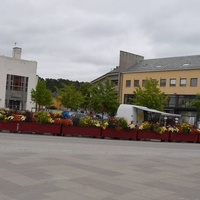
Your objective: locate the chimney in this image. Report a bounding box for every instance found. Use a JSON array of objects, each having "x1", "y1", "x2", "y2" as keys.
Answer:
[{"x1": 12, "y1": 47, "x2": 22, "y2": 59}]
